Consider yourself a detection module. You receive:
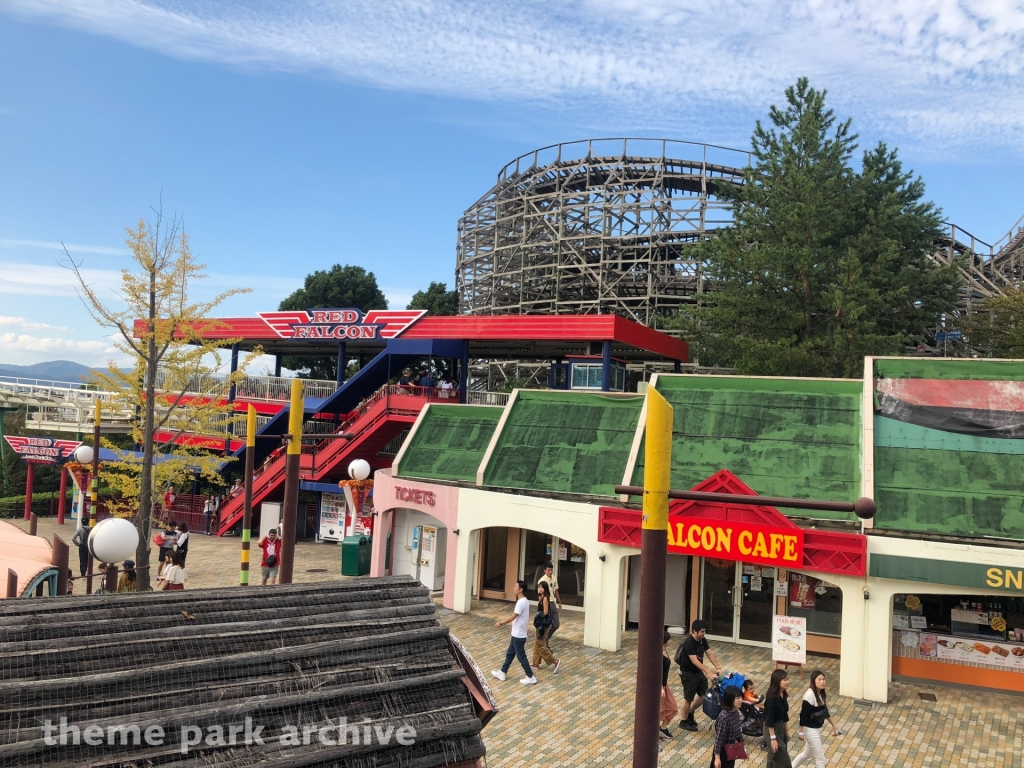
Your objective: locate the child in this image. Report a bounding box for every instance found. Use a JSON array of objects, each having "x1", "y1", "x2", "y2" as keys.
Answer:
[{"x1": 742, "y1": 679, "x2": 763, "y2": 710}]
